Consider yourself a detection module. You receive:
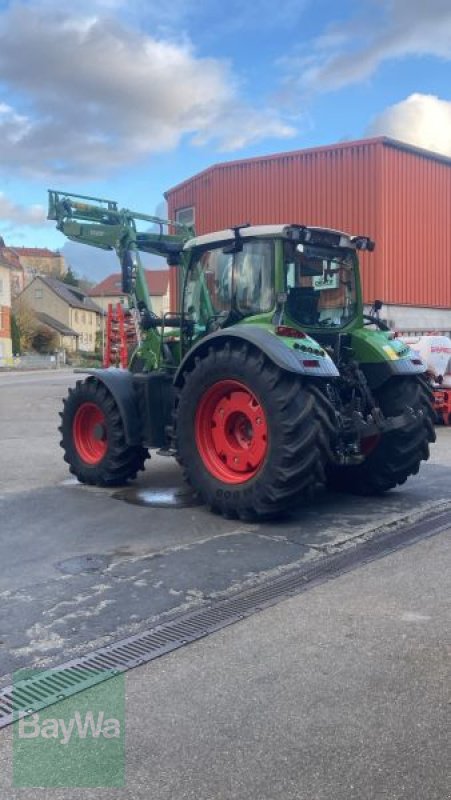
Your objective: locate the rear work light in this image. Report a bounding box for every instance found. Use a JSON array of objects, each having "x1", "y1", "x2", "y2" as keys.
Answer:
[
  {"x1": 276, "y1": 326, "x2": 306, "y2": 339},
  {"x1": 351, "y1": 235, "x2": 376, "y2": 252}
]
